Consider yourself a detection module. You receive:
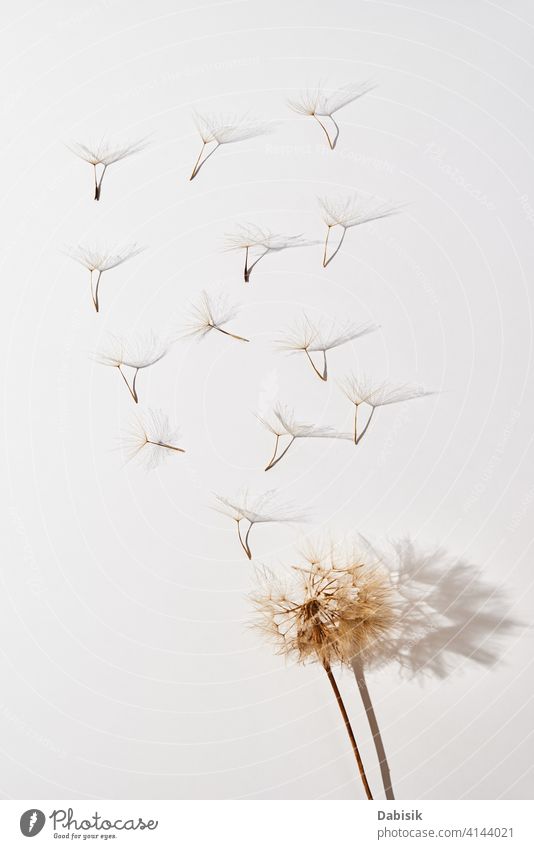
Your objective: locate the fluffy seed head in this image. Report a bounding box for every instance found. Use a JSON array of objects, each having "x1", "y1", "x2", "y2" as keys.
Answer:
[
  {"x1": 67, "y1": 138, "x2": 148, "y2": 166},
  {"x1": 319, "y1": 194, "x2": 400, "y2": 229},
  {"x1": 252, "y1": 545, "x2": 397, "y2": 667},
  {"x1": 288, "y1": 81, "x2": 375, "y2": 117}
]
